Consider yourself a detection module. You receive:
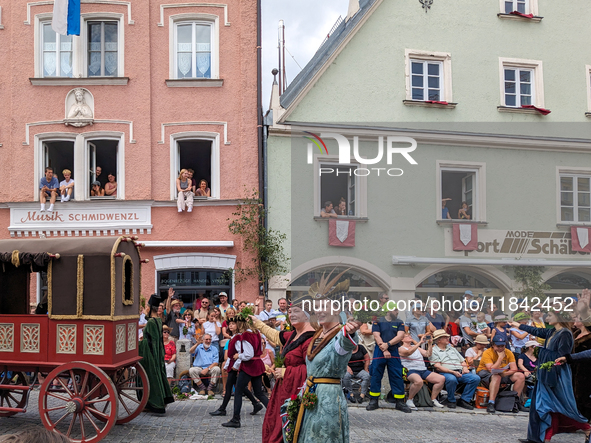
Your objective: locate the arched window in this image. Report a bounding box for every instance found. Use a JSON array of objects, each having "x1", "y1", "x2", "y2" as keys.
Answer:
[
  {"x1": 416, "y1": 270, "x2": 502, "y2": 303},
  {"x1": 287, "y1": 267, "x2": 386, "y2": 303},
  {"x1": 545, "y1": 271, "x2": 591, "y2": 298}
]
